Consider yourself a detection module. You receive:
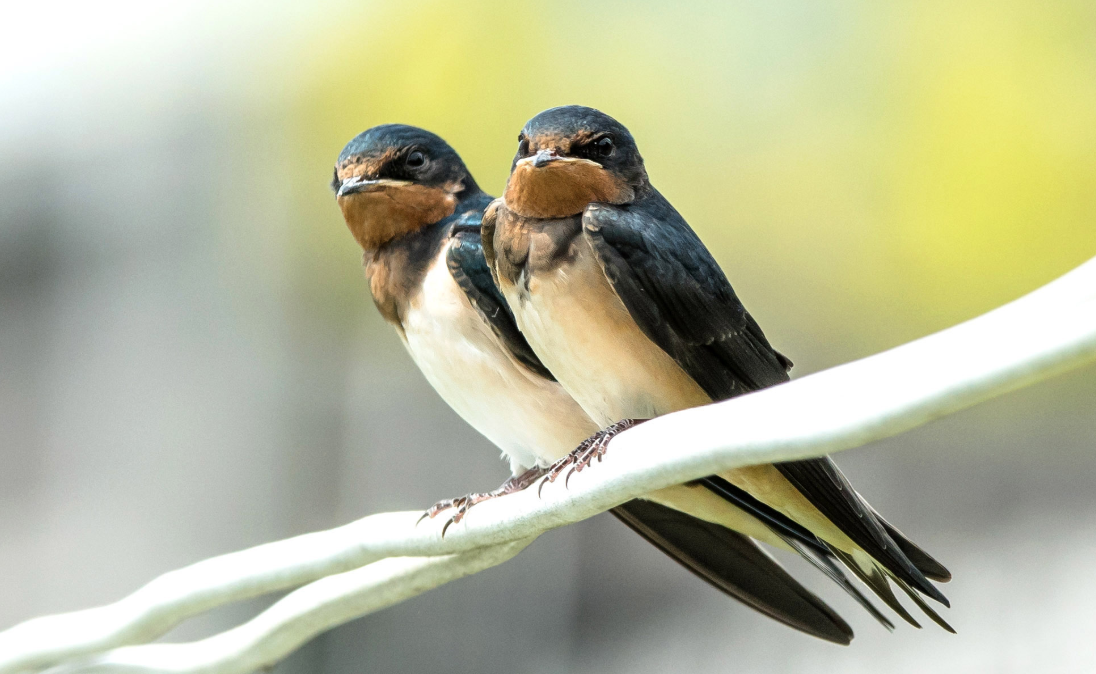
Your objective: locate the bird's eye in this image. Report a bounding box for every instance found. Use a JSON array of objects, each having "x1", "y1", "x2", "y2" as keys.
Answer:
[
  {"x1": 406, "y1": 151, "x2": 426, "y2": 168},
  {"x1": 596, "y1": 137, "x2": 614, "y2": 158}
]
